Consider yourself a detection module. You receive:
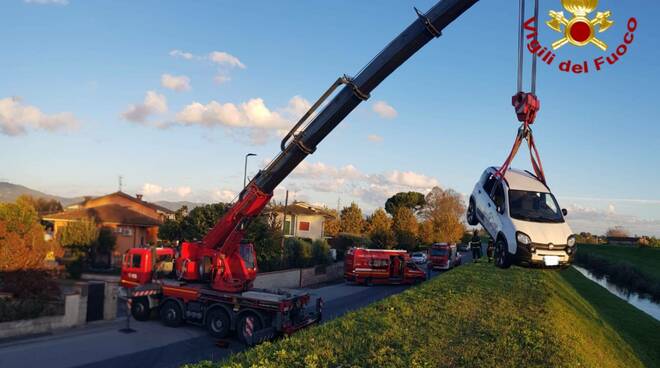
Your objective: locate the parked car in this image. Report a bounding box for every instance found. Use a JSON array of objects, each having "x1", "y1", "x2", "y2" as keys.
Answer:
[
  {"x1": 466, "y1": 167, "x2": 576, "y2": 268},
  {"x1": 411, "y1": 252, "x2": 427, "y2": 264}
]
